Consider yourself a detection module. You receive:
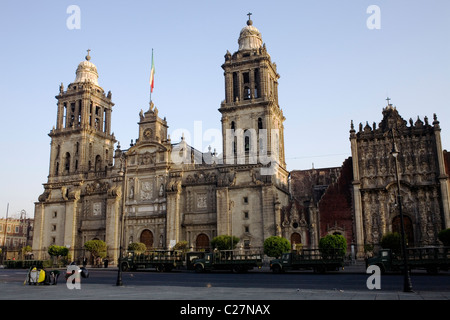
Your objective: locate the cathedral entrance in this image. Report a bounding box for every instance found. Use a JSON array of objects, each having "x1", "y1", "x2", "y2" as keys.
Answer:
[
  {"x1": 392, "y1": 215, "x2": 414, "y2": 246},
  {"x1": 140, "y1": 229, "x2": 154, "y2": 249},
  {"x1": 196, "y1": 233, "x2": 210, "y2": 250},
  {"x1": 290, "y1": 233, "x2": 301, "y2": 247}
]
